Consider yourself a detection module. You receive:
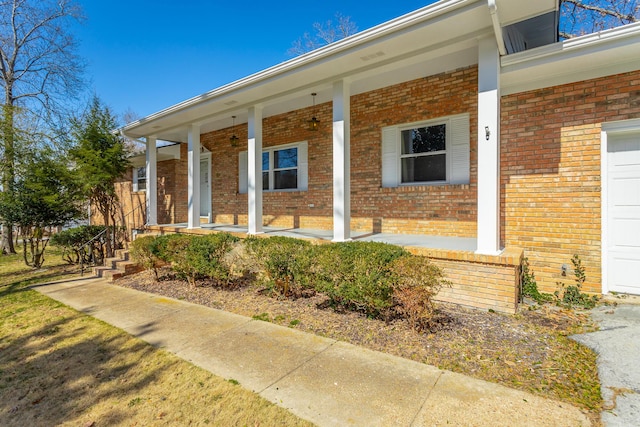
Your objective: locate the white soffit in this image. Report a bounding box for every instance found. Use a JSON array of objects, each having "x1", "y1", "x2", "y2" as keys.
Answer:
[
  {"x1": 501, "y1": 22, "x2": 640, "y2": 96},
  {"x1": 494, "y1": 0, "x2": 557, "y2": 26}
]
